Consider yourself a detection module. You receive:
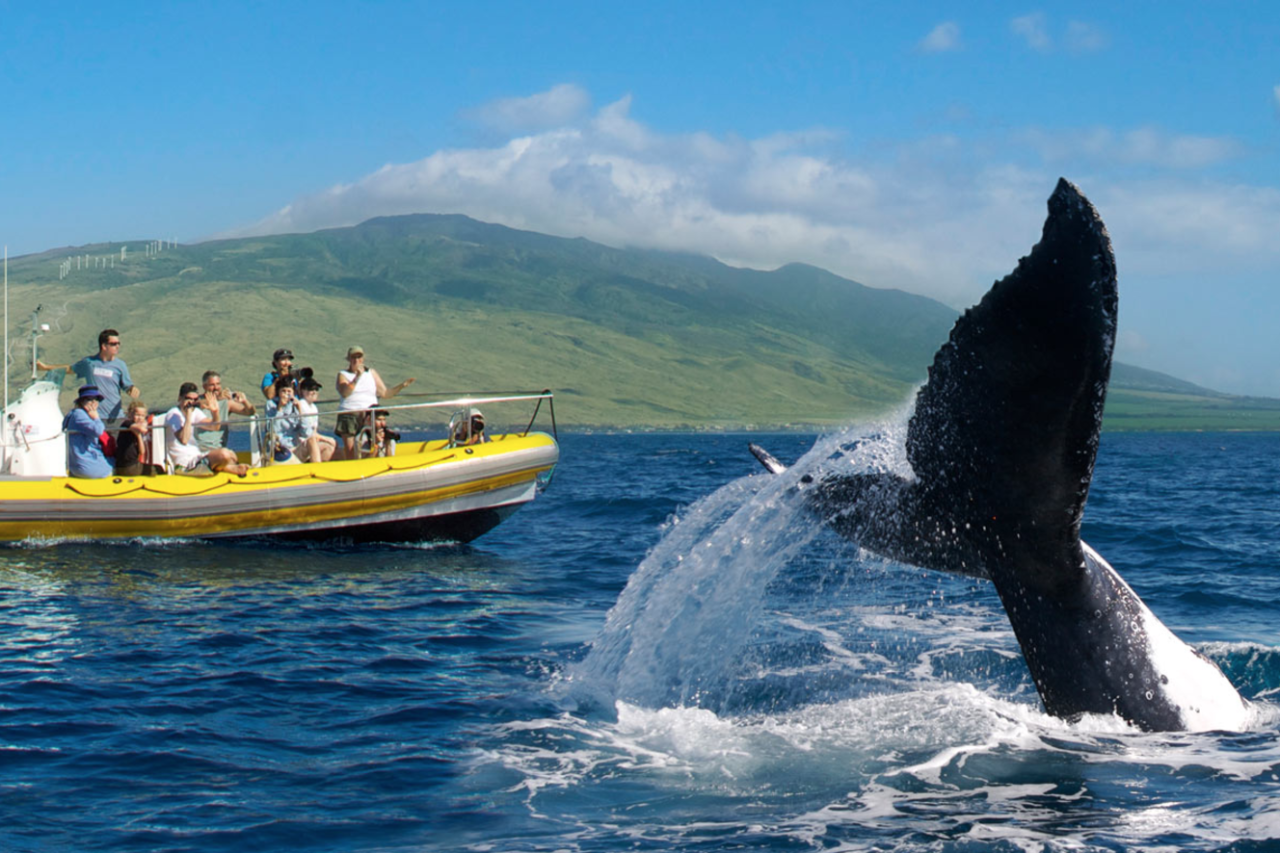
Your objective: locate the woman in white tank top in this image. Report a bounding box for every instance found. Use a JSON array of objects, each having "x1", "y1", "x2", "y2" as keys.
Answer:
[{"x1": 334, "y1": 345, "x2": 416, "y2": 460}]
